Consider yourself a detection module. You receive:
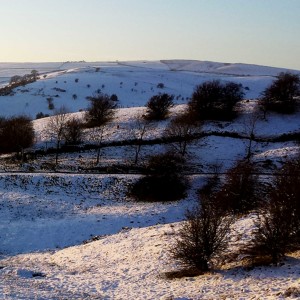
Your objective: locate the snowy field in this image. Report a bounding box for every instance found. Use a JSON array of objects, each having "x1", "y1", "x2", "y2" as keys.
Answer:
[{"x1": 0, "y1": 60, "x2": 299, "y2": 299}]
